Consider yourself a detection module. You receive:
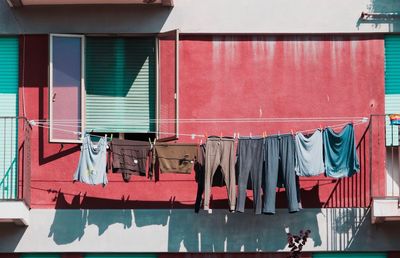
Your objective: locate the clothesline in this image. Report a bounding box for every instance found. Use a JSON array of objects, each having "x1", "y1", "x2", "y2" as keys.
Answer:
[
  {"x1": 30, "y1": 116, "x2": 369, "y2": 123},
  {"x1": 36, "y1": 119, "x2": 367, "y2": 131},
  {"x1": 31, "y1": 119, "x2": 369, "y2": 140}
]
